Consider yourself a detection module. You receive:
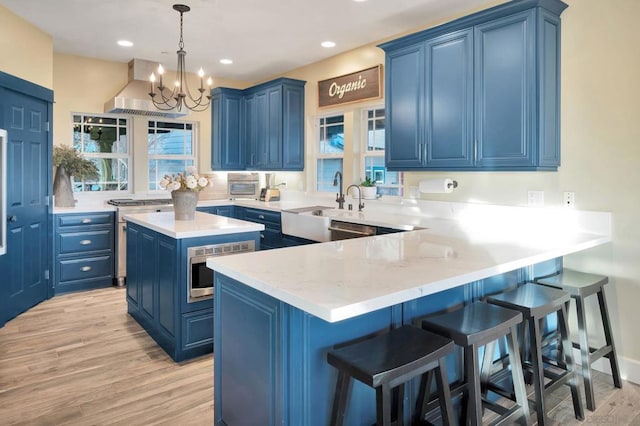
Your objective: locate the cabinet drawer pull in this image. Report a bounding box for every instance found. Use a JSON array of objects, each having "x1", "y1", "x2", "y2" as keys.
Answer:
[
  {"x1": 81, "y1": 266, "x2": 92, "y2": 272},
  {"x1": 260, "y1": 234, "x2": 265, "y2": 239},
  {"x1": 258, "y1": 214, "x2": 265, "y2": 220},
  {"x1": 81, "y1": 218, "x2": 92, "y2": 224},
  {"x1": 80, "y1": 239, "x2": 92, "y2": 245}
]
